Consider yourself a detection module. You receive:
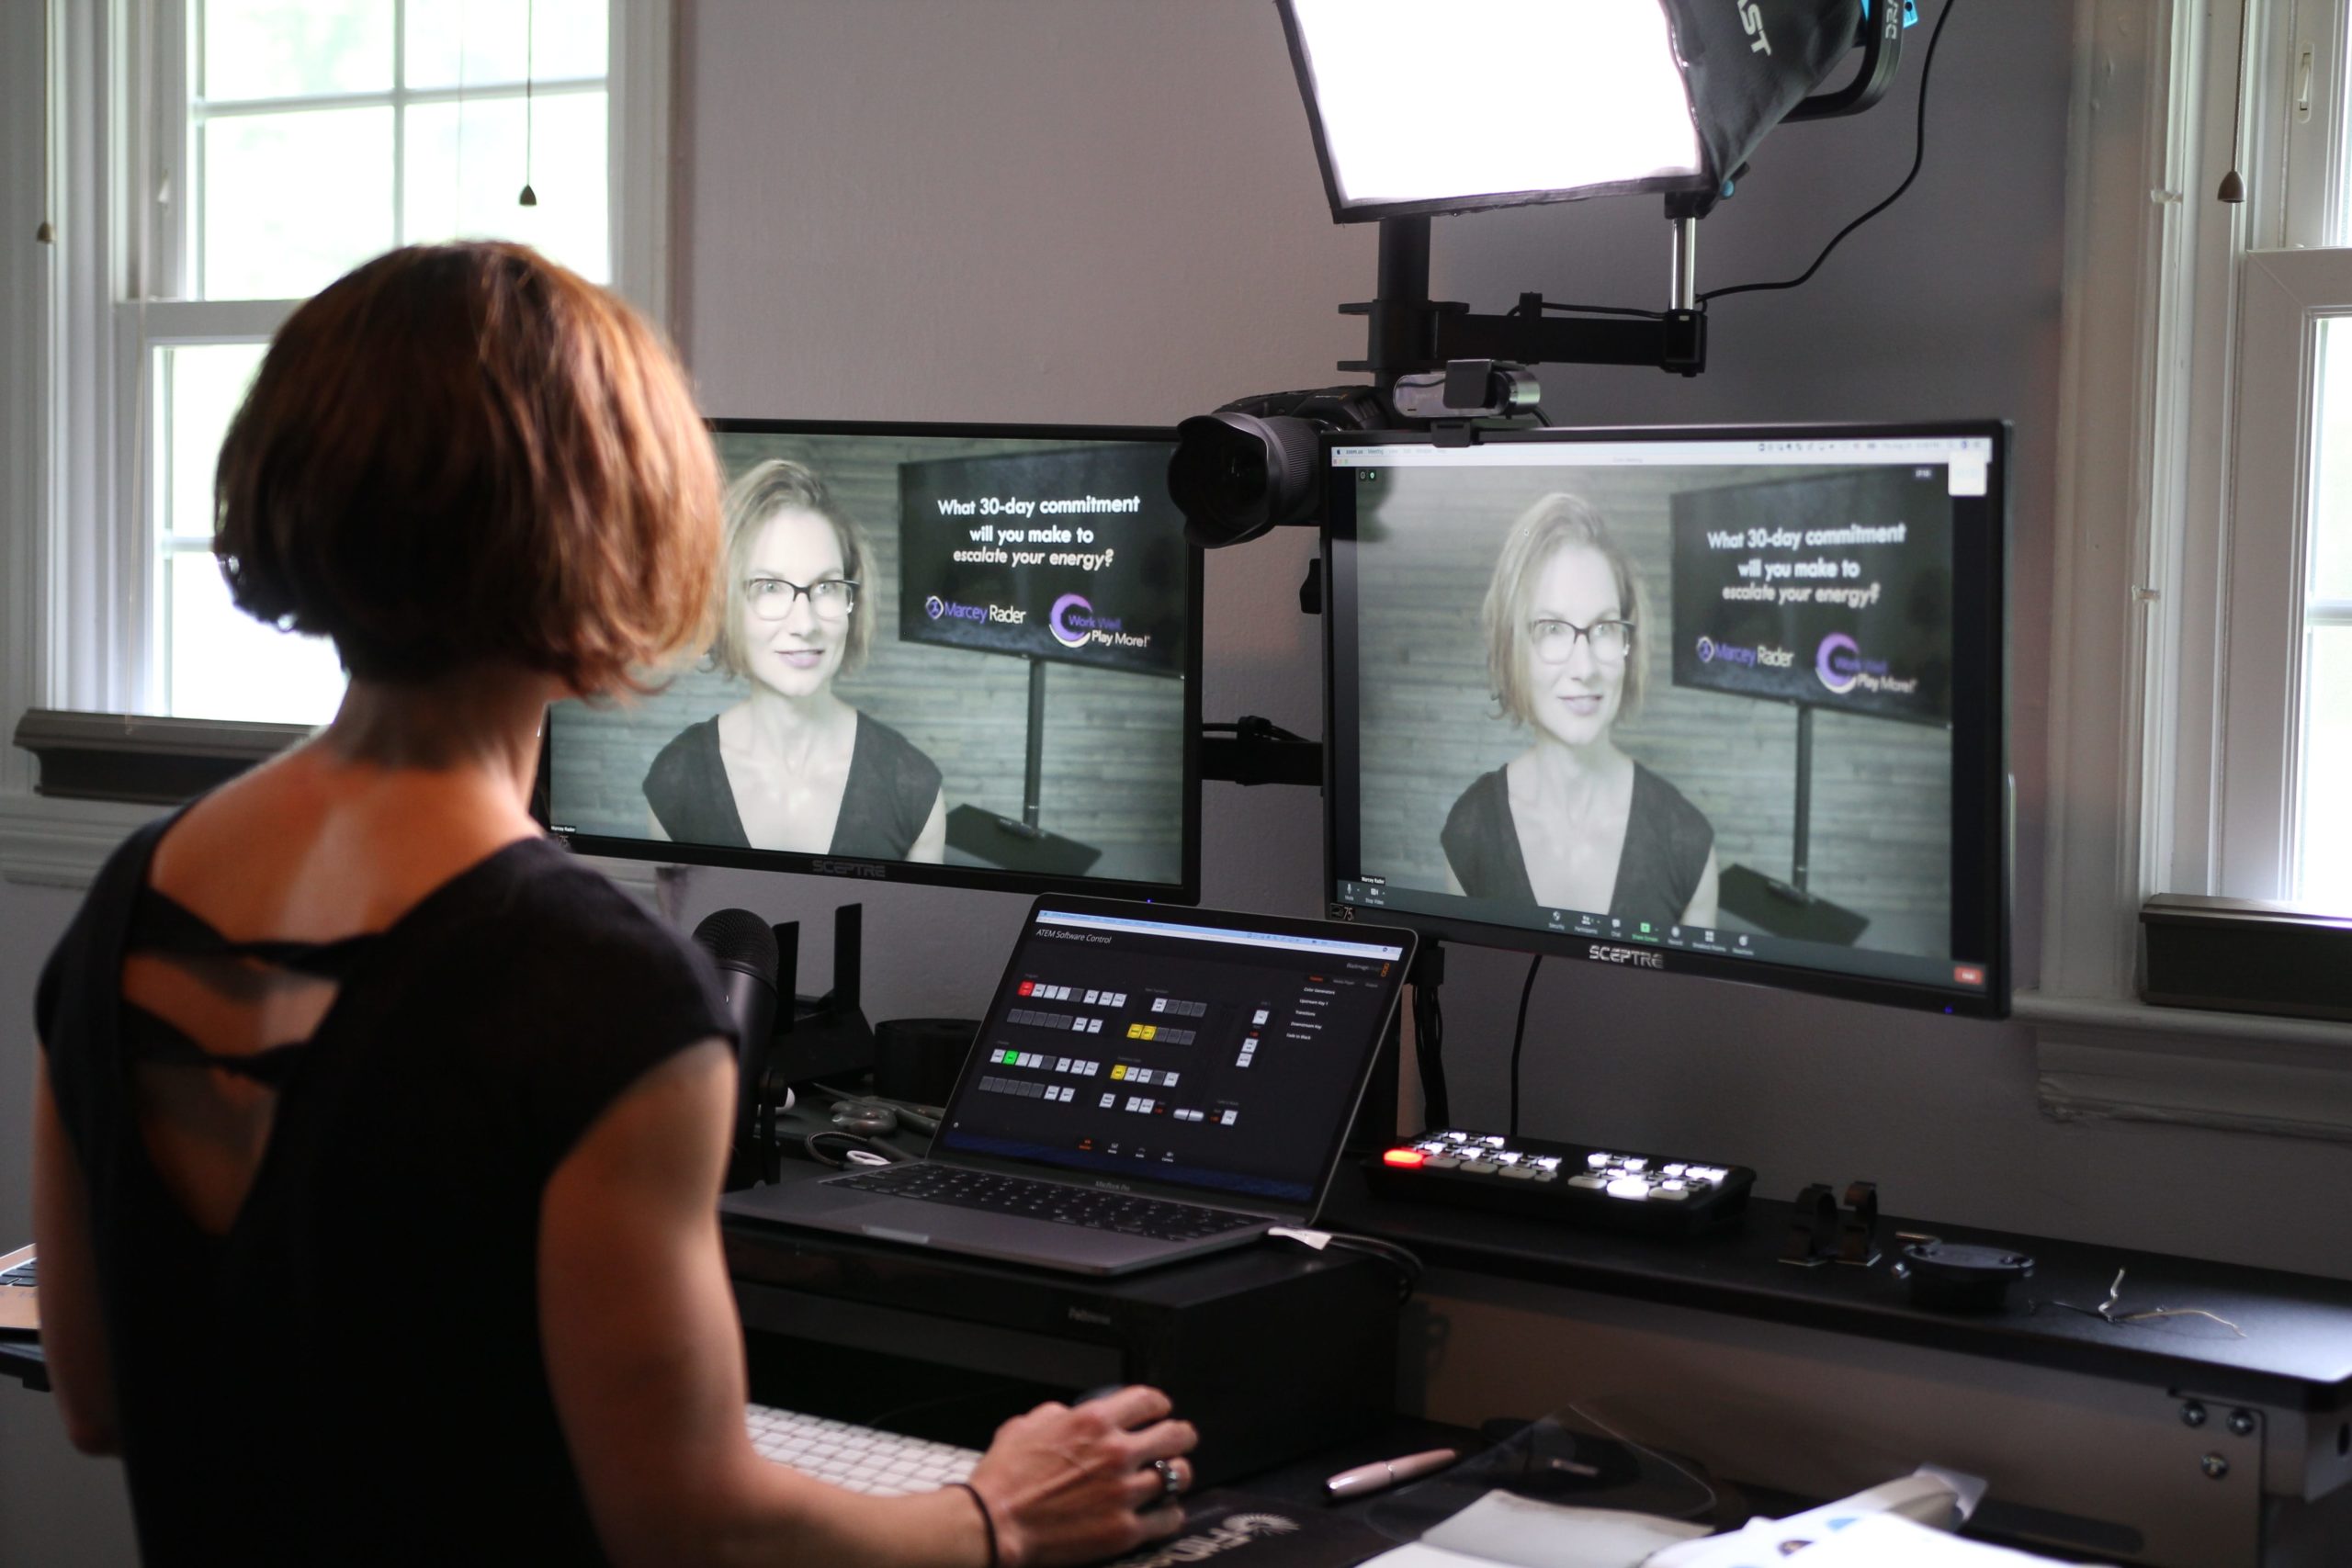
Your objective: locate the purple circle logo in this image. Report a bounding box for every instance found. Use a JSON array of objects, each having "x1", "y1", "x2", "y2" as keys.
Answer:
[
  {"x1": 924, "y1": 595, "x2": 945, "y2": 620},
  {"x1": 1050, "y1": 592, "x2": 1093, "y2": 648},
  {"x1": 1695, "y1": 636, "x2": 1716, "y2": 663},
  {"x1": 1816, "y1": 632, "x2": 1860, "y2": 694}
]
